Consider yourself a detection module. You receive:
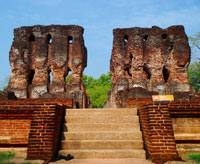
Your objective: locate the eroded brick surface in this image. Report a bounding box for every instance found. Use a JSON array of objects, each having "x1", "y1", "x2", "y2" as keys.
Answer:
[
  {"x1": 7, "y1": 25, "x2": 87, "y2": 107},
  {"x1": 0, "y1": 99, "x2": 71, "y2": 160},
  {"x1": 135, "y1": 100, "x2": 200, "y2": 163},
  {"x1": 107, "y1": 25, "x2": 191, "y2": 108}
]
